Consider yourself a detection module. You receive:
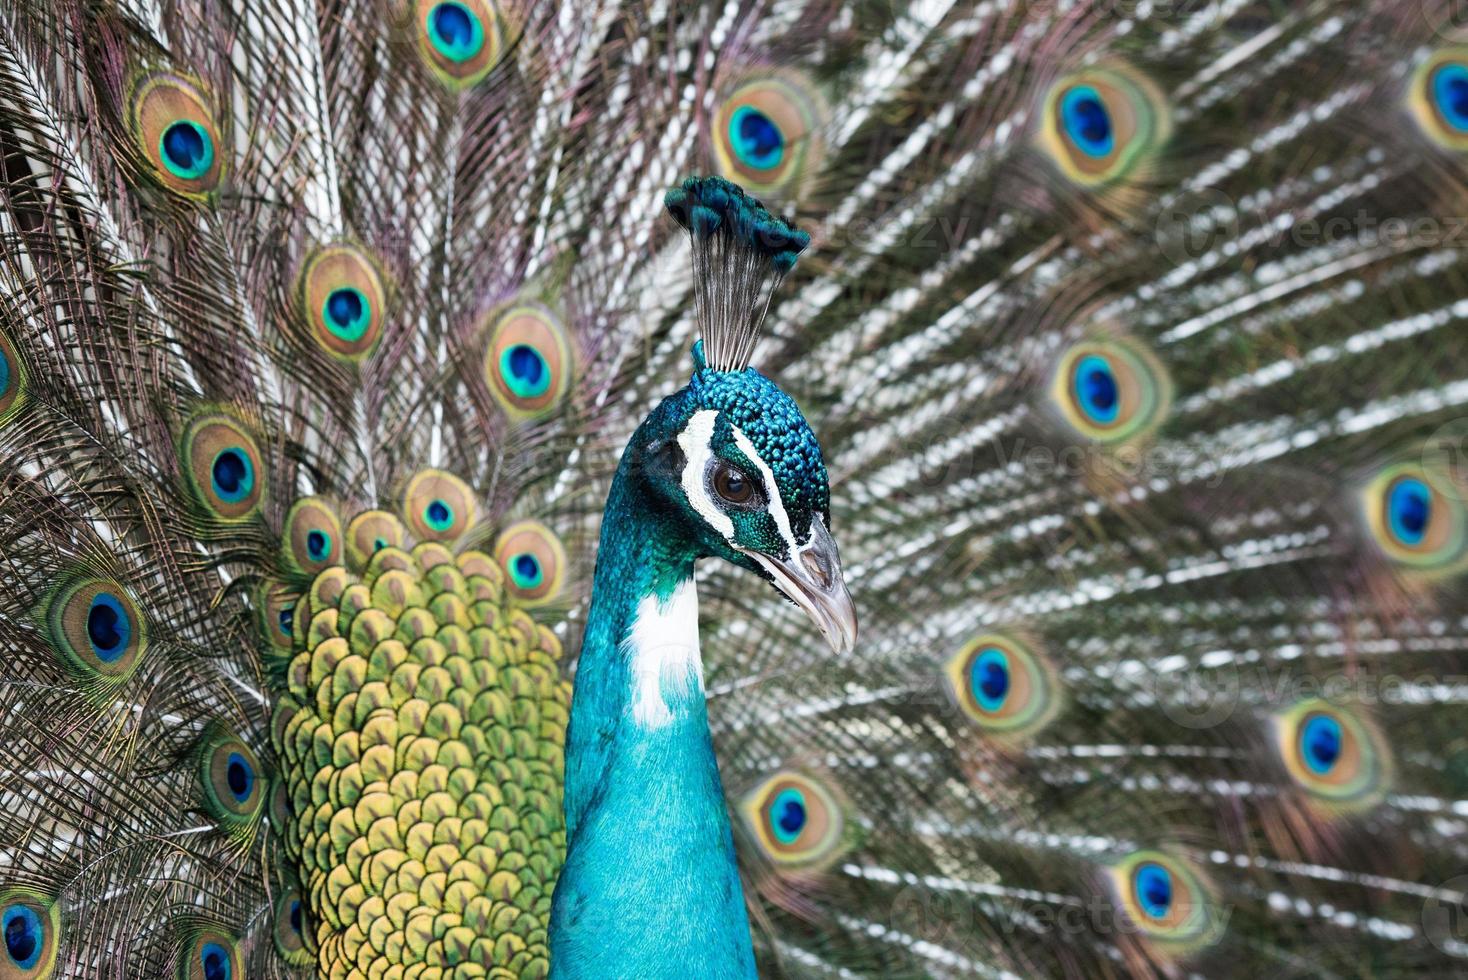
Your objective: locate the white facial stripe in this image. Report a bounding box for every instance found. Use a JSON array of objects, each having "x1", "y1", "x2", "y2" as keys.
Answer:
[
  {"x1": 677, "y1": 409, "x2": 733, "y2": 539},
  {"x1": 625, "y1": 577, "x2": 704, "y2": 729},
  {"x1": 731, "y1": 426, "x2": 800, "y2": 558}
]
